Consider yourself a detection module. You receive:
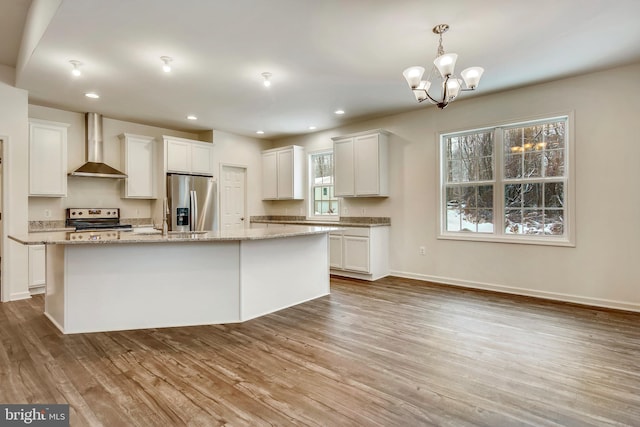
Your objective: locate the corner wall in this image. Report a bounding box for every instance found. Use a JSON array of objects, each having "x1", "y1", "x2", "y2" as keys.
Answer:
[
  {"x1": 0, "y1": 68, "x2": 30, "y2": 301},
  {"x1": 273, "y1": 63, "x2": 640, "y2": 311}
]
